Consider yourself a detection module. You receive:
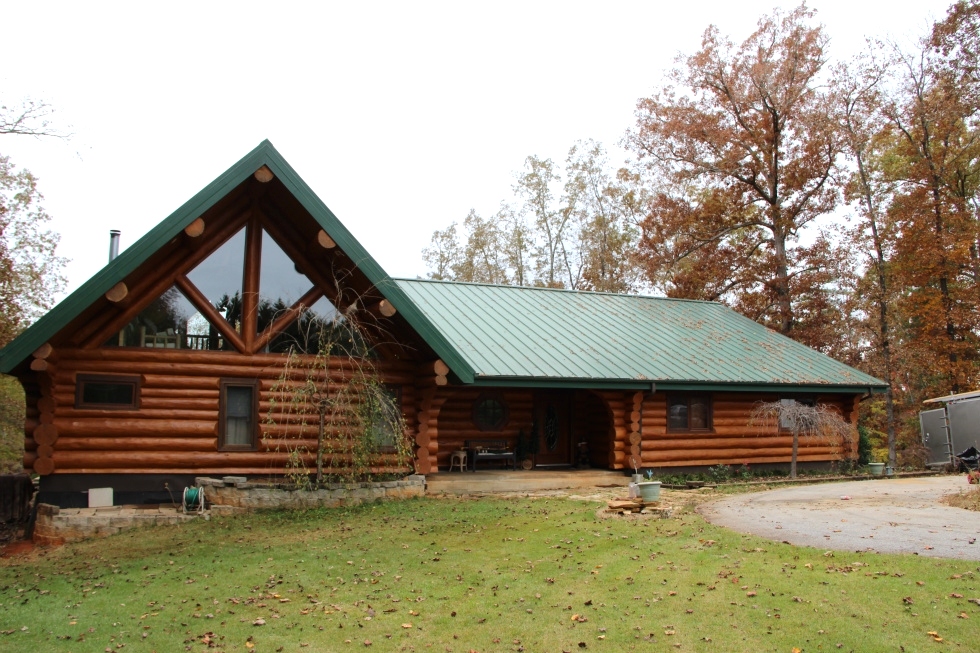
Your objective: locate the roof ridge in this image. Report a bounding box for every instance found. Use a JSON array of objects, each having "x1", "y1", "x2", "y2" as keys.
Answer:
[{"x1": 392, "y1": 277, "x2": 720, "y2": 305}]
